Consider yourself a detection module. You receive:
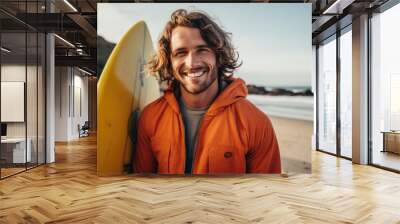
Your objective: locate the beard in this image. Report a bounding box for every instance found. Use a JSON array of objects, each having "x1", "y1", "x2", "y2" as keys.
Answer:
[{"x1": 174, "y1": 63, "x2": 218, "y2": 95}]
